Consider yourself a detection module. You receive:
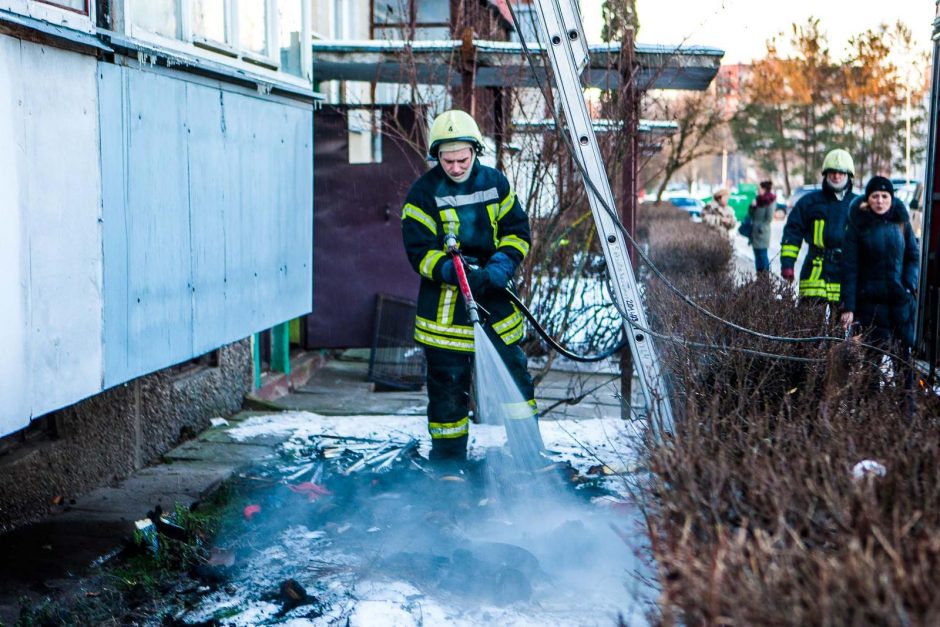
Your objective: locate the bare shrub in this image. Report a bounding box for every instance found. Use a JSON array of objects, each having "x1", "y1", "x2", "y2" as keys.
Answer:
[
  {"x1": 636, "y1": 207, "x2": 940, "y2": 626},
  {"x1": 639, "y1": 203, "x2": 733, "y2": 278}
]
